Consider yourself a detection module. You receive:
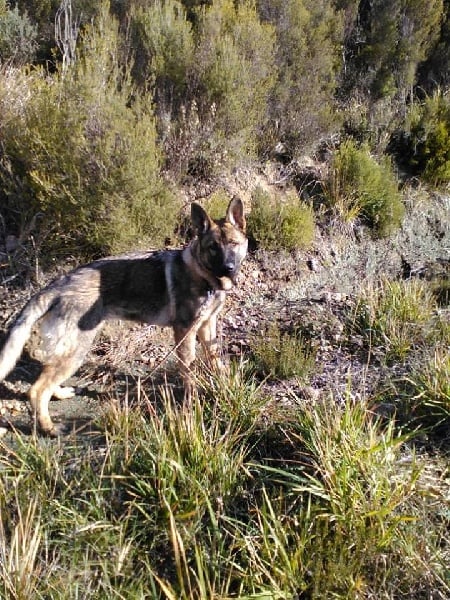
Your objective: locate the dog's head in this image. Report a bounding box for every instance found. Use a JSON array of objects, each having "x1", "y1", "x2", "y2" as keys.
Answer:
[{"x1": 191, "y1": 197, "x2": 248, "y2": 291}]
